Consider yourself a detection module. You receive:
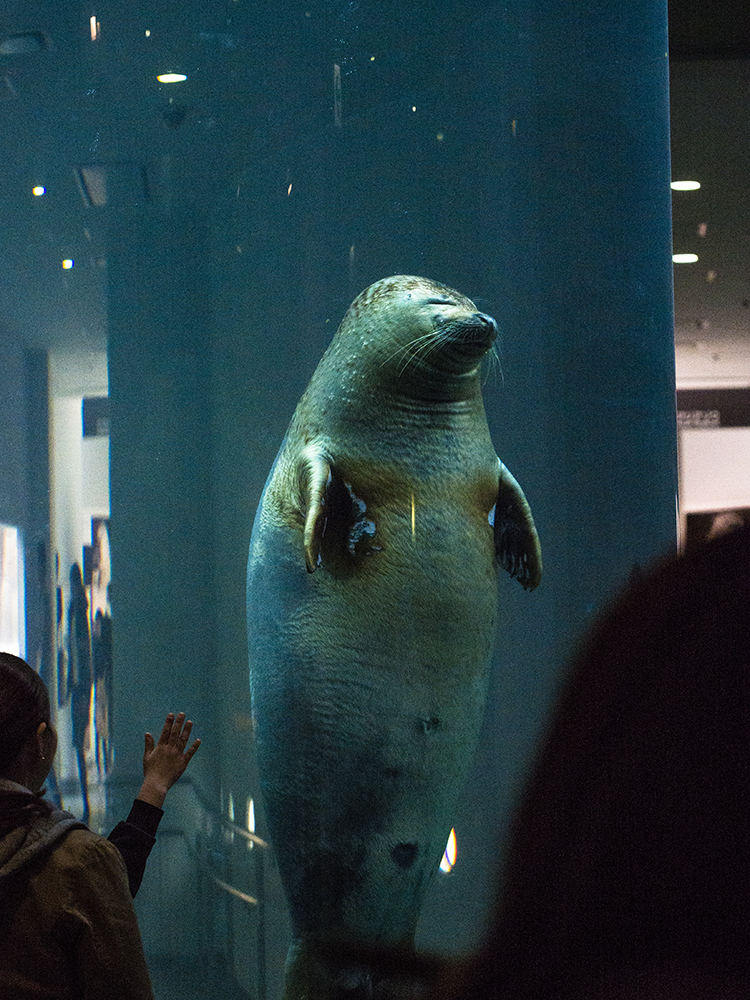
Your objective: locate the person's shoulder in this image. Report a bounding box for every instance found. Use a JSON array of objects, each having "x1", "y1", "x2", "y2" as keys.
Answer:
[
  {"x1": 50, "y1": 826, "x2": 127, "y2": 878},
  {"x1": 24, "y1": 824, "x2": 131, "y2": 919},
  {"x1": 56, "y1": 825, "x2": 106, "y2": 849}
]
